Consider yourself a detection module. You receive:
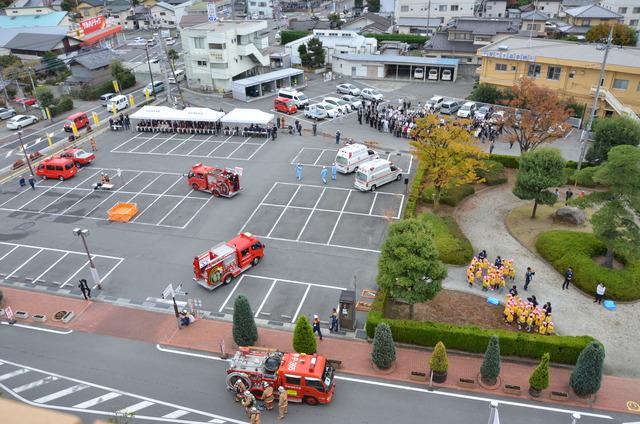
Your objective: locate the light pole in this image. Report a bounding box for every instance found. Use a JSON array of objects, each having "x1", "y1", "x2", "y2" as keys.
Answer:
[
  {"x1": 16, "y1": 130, "x2": 35, "y2": 177},
  {"x1": 144, "y1": 44, "x2": 157, "y2": 100},
  {"x1": 72, "y1": 228, "x2": 102, "y2": 290}
]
